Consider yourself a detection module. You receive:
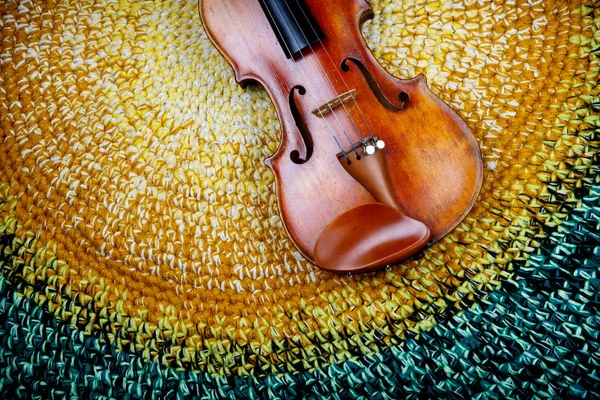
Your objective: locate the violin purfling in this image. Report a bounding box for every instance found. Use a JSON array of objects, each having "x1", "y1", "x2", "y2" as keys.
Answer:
[{"x1": 198, "y1": 0, "x2": 483, "y2": 273}]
